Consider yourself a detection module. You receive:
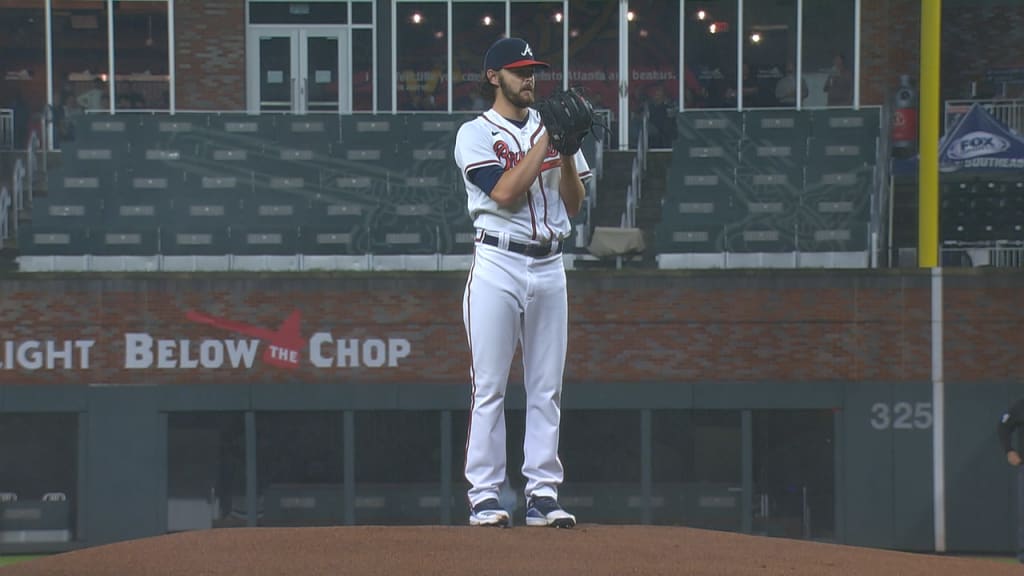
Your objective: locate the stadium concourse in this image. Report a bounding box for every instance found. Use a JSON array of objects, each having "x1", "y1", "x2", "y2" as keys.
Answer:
[{"x1": 1, "y1": 525, "x2": 1019, "y2": 576}]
